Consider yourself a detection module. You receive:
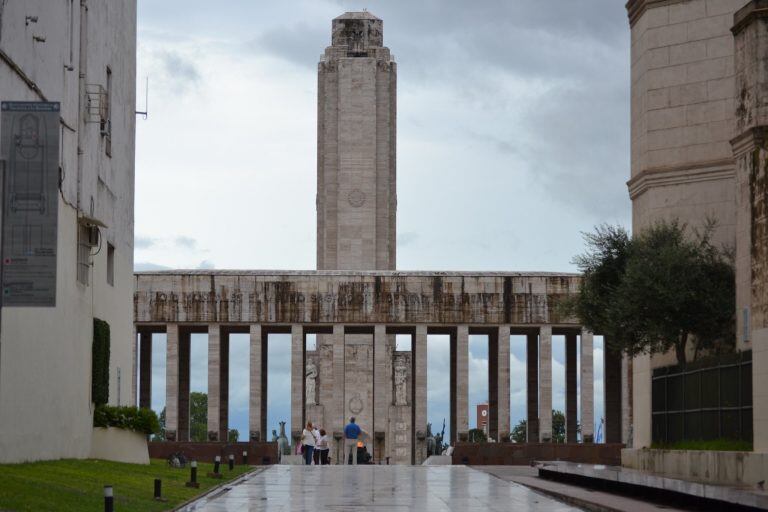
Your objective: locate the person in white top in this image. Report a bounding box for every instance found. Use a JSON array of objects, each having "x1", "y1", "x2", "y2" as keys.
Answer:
[
  {"x1": 315, "y1": 428, "x2": 330, "y2": 465},
  {"x1": 312, "y1": 426, "x2": 321, "y2": 465},
  {"x1": 301, "y1": 421, "x2": 316, "y2": 465}
]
